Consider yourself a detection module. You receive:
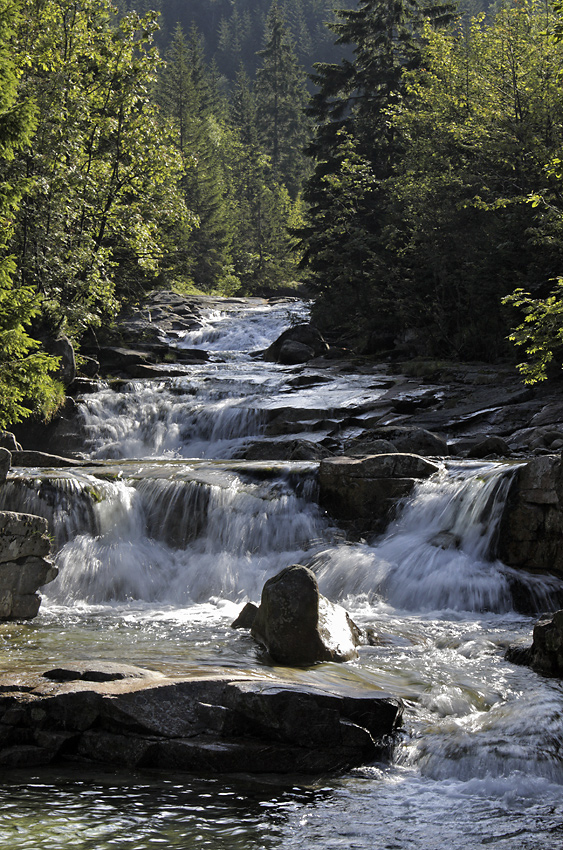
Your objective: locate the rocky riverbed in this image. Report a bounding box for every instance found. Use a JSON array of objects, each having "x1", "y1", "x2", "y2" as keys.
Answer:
[{"x1": 1, "y1": 291, "x2": 563, "y2": 788}]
